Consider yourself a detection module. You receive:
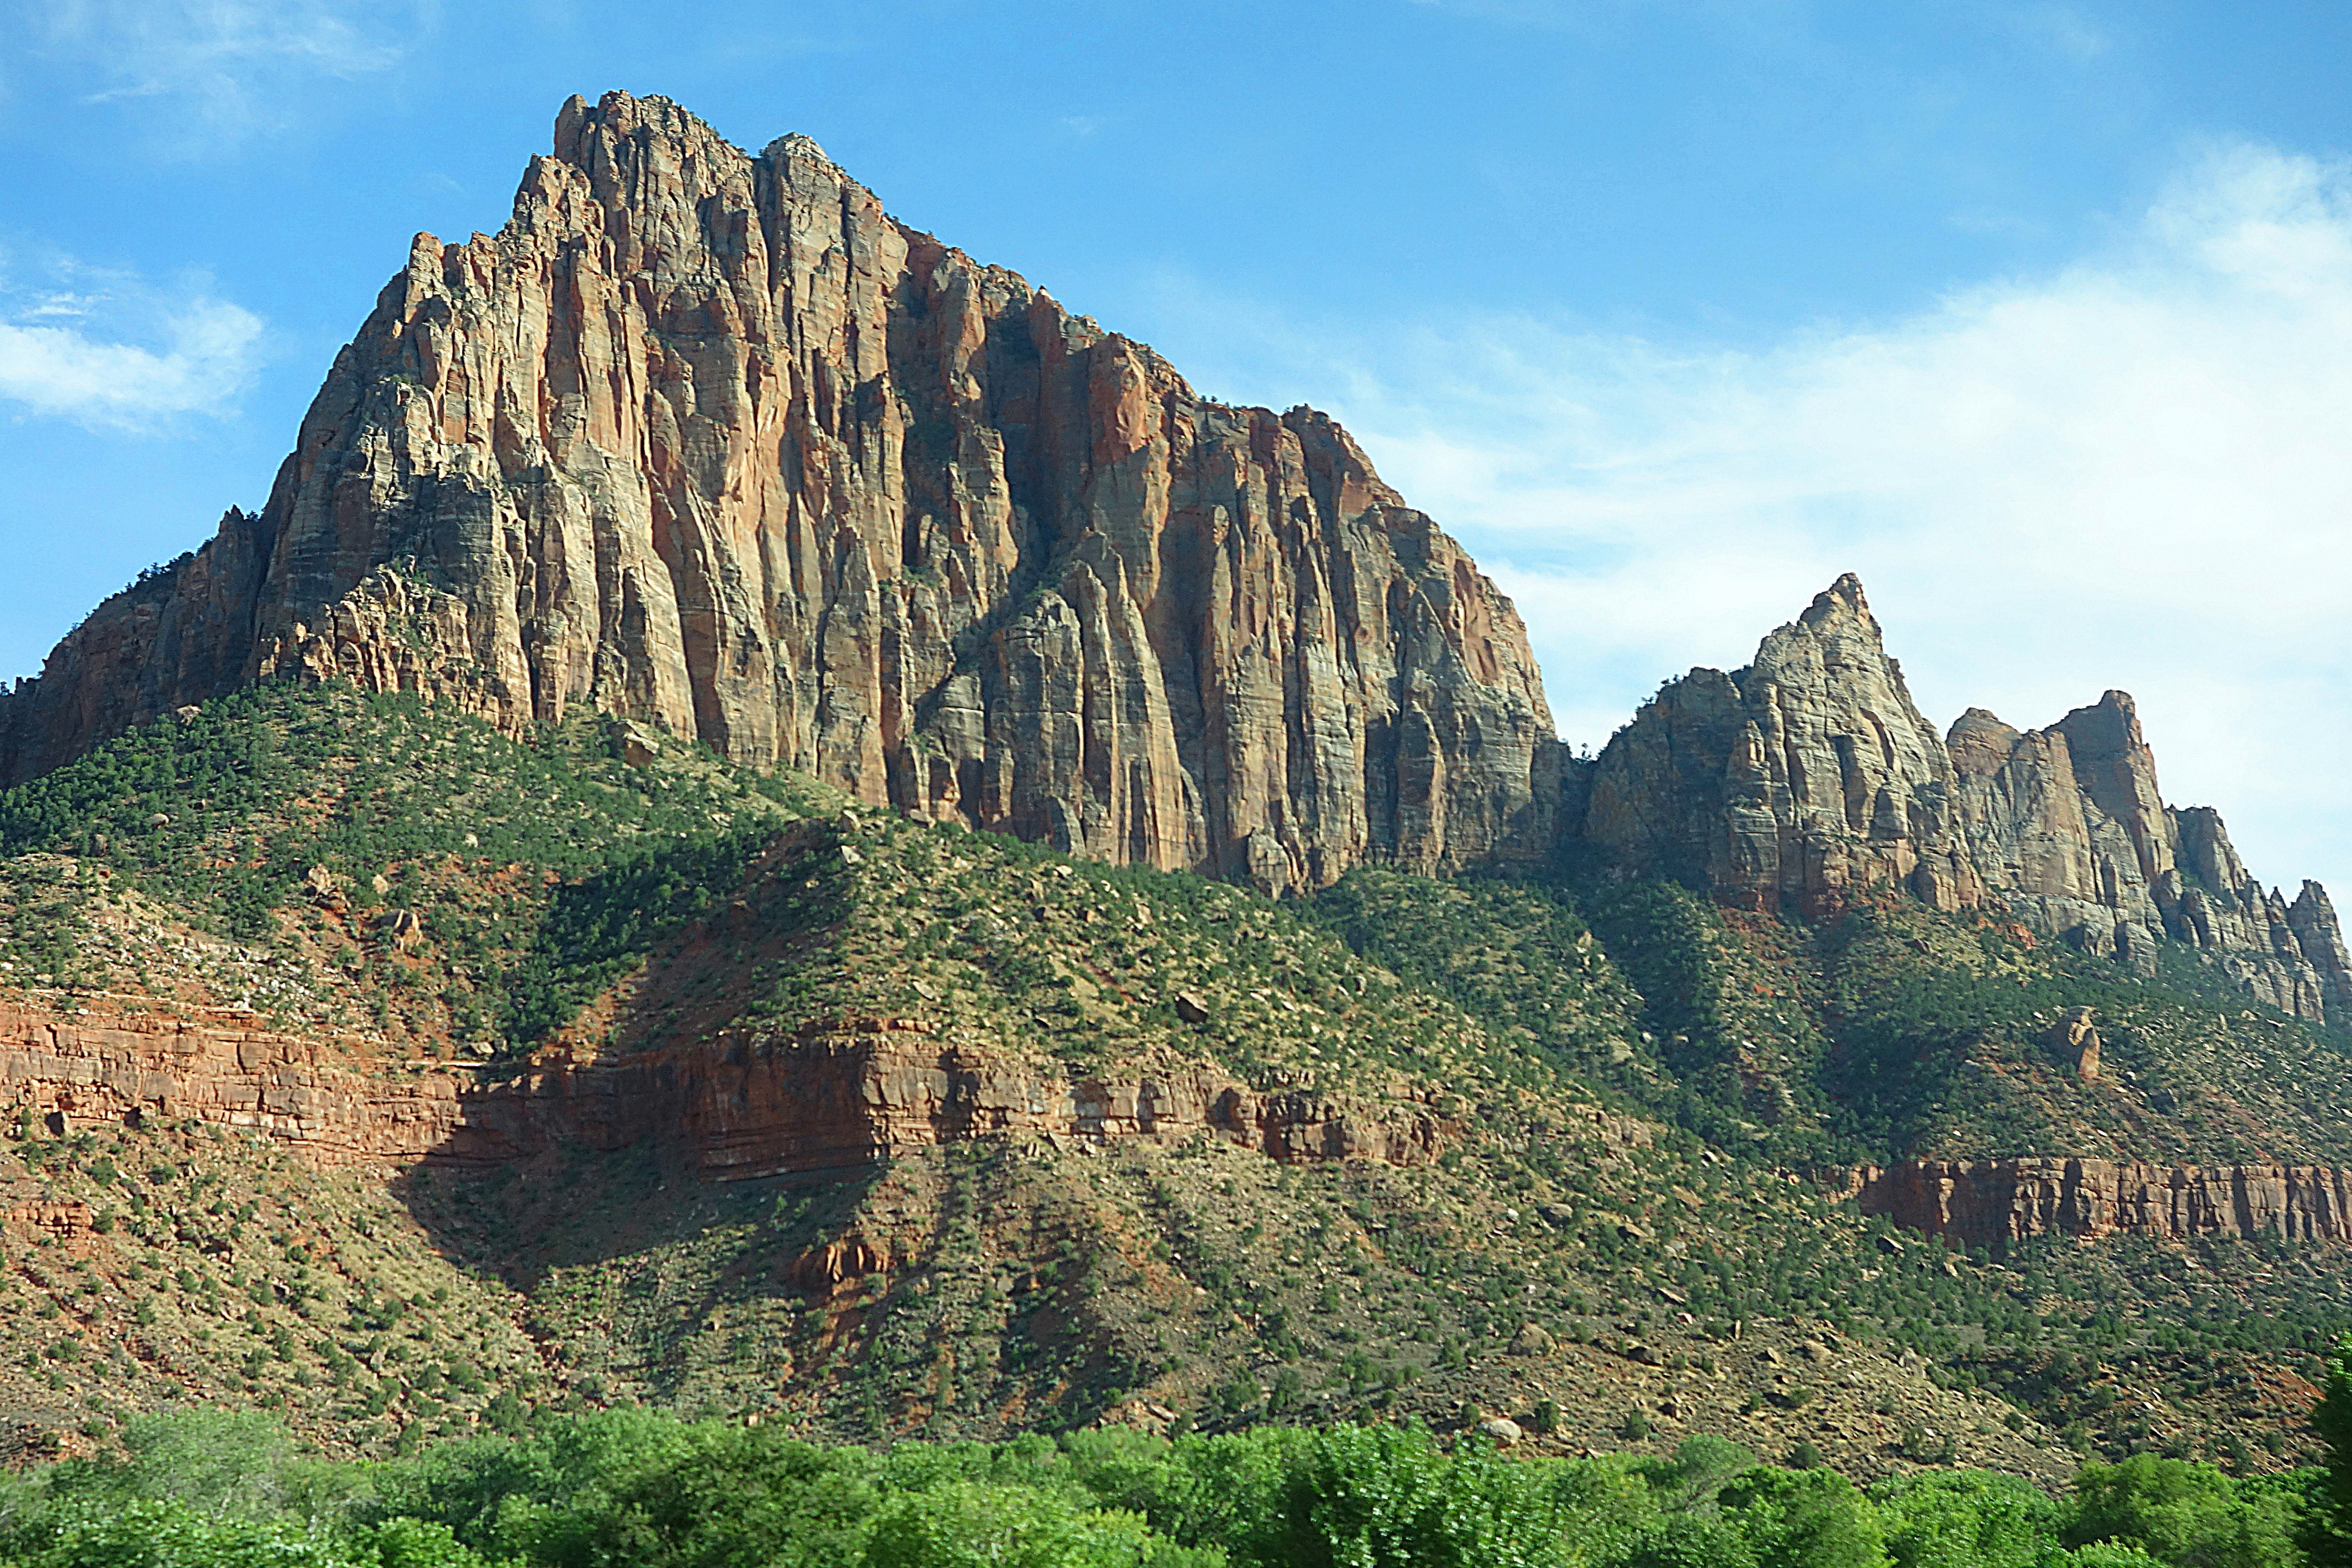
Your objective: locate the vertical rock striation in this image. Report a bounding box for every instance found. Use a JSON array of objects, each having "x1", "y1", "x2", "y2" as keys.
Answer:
[
  {"x1": 0, "y1": 90, "x2": 2332, "y2": 1019},
  {"x1": 1853, "y1": 1158, "x2": 2352, "y2": 1248},
  {"x1": 1573, "y1": 576, "x2": 2346, "y2": 1020},
  {"x1": 0, "y1": 92, "x2": 1555, "y2": 894},
  {"x1": 1578, "y1": 575, "x2": 1979, "y2": 918},
  {"x1": 1949, "y1": 694, "x2": 2346, "y2": 1018}
]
